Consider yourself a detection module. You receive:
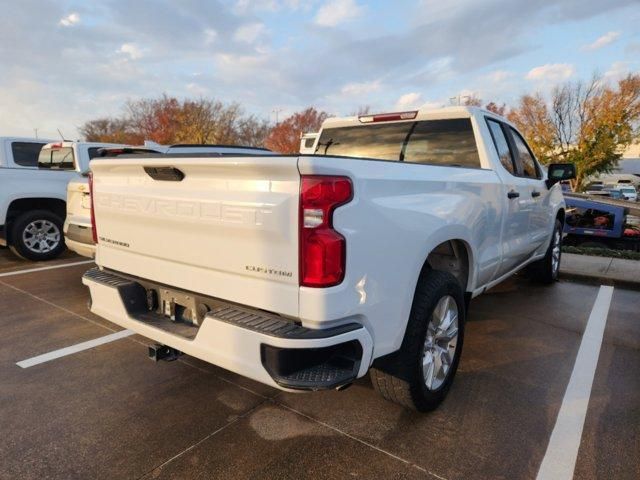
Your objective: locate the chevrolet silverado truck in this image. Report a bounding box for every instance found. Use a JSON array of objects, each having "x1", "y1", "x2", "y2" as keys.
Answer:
[{"x1": 82, "y1": 107, "x2": 575, "y2": 410}]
